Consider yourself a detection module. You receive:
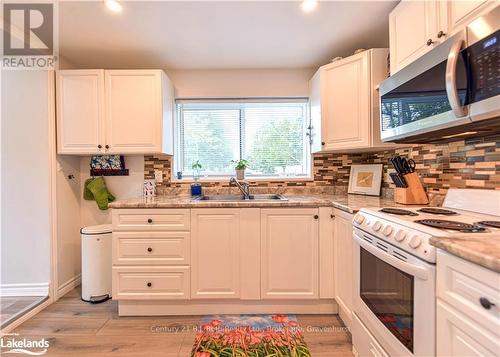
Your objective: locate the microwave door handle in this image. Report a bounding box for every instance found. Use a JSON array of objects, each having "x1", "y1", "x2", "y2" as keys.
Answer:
[
  {"x1": 445, "y1": 37, "x2": 467, "y2": 118},
  {"x1": 353, "y1": 233, "x2": 429, "y2": 280}
]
